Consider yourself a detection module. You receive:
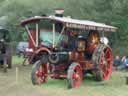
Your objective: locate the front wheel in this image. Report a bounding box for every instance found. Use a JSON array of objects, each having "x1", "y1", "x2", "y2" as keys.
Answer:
[
  {"x1": 67, "y1": 63, "x2": 83, "y2": 88},
  {"x1": 31, "y1": 60, "x2": 48, "y2": 85}
]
